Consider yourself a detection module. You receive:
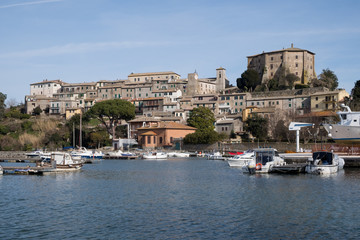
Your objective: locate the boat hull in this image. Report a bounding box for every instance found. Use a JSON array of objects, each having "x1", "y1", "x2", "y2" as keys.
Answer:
[{"x1": 323, "y1": 124, "x2": 360, "y2": 143}]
